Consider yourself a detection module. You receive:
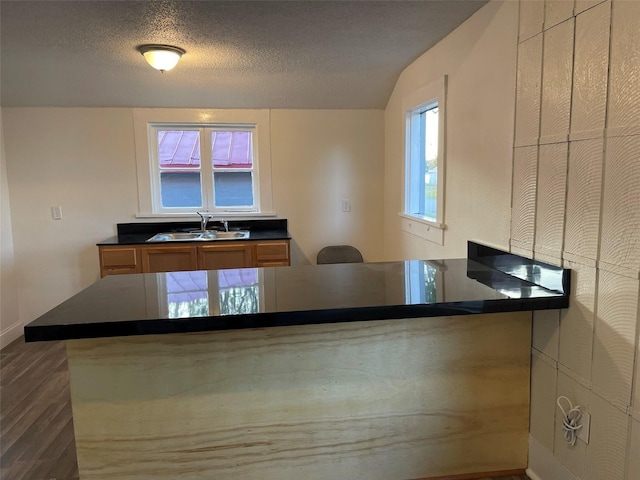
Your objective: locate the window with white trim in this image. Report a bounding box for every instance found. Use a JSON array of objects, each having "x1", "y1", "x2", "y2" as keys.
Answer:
[
  {"x1": 400, "y1": 76, "x2": 447, "y2": 244},
  {"x1": 134, "y1": 109, "x2": 274, "y2": 217},
  {"x1": 152, "y1": 126, "x2": 257, "y2": 212}
]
